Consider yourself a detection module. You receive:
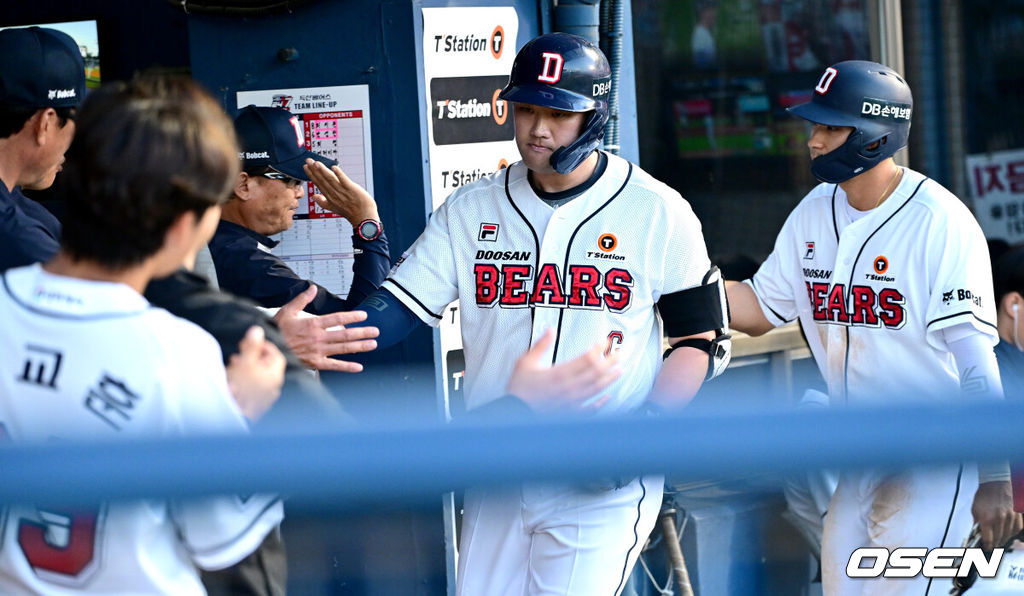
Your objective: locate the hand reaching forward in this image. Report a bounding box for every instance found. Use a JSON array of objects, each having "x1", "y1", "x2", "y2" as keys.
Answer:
[
  {"x1": 274, "y1": 285, "x2": 380, "y2": 372},
  {"x1": 304, "y1": 158, "x2": 380, "y2": 225},
  {"x1": 226, "y1": 326, "x2": 286, "y2": 422},
  {"x1": 506, "y1": 329, "x2": 622, "y2": 414}
]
